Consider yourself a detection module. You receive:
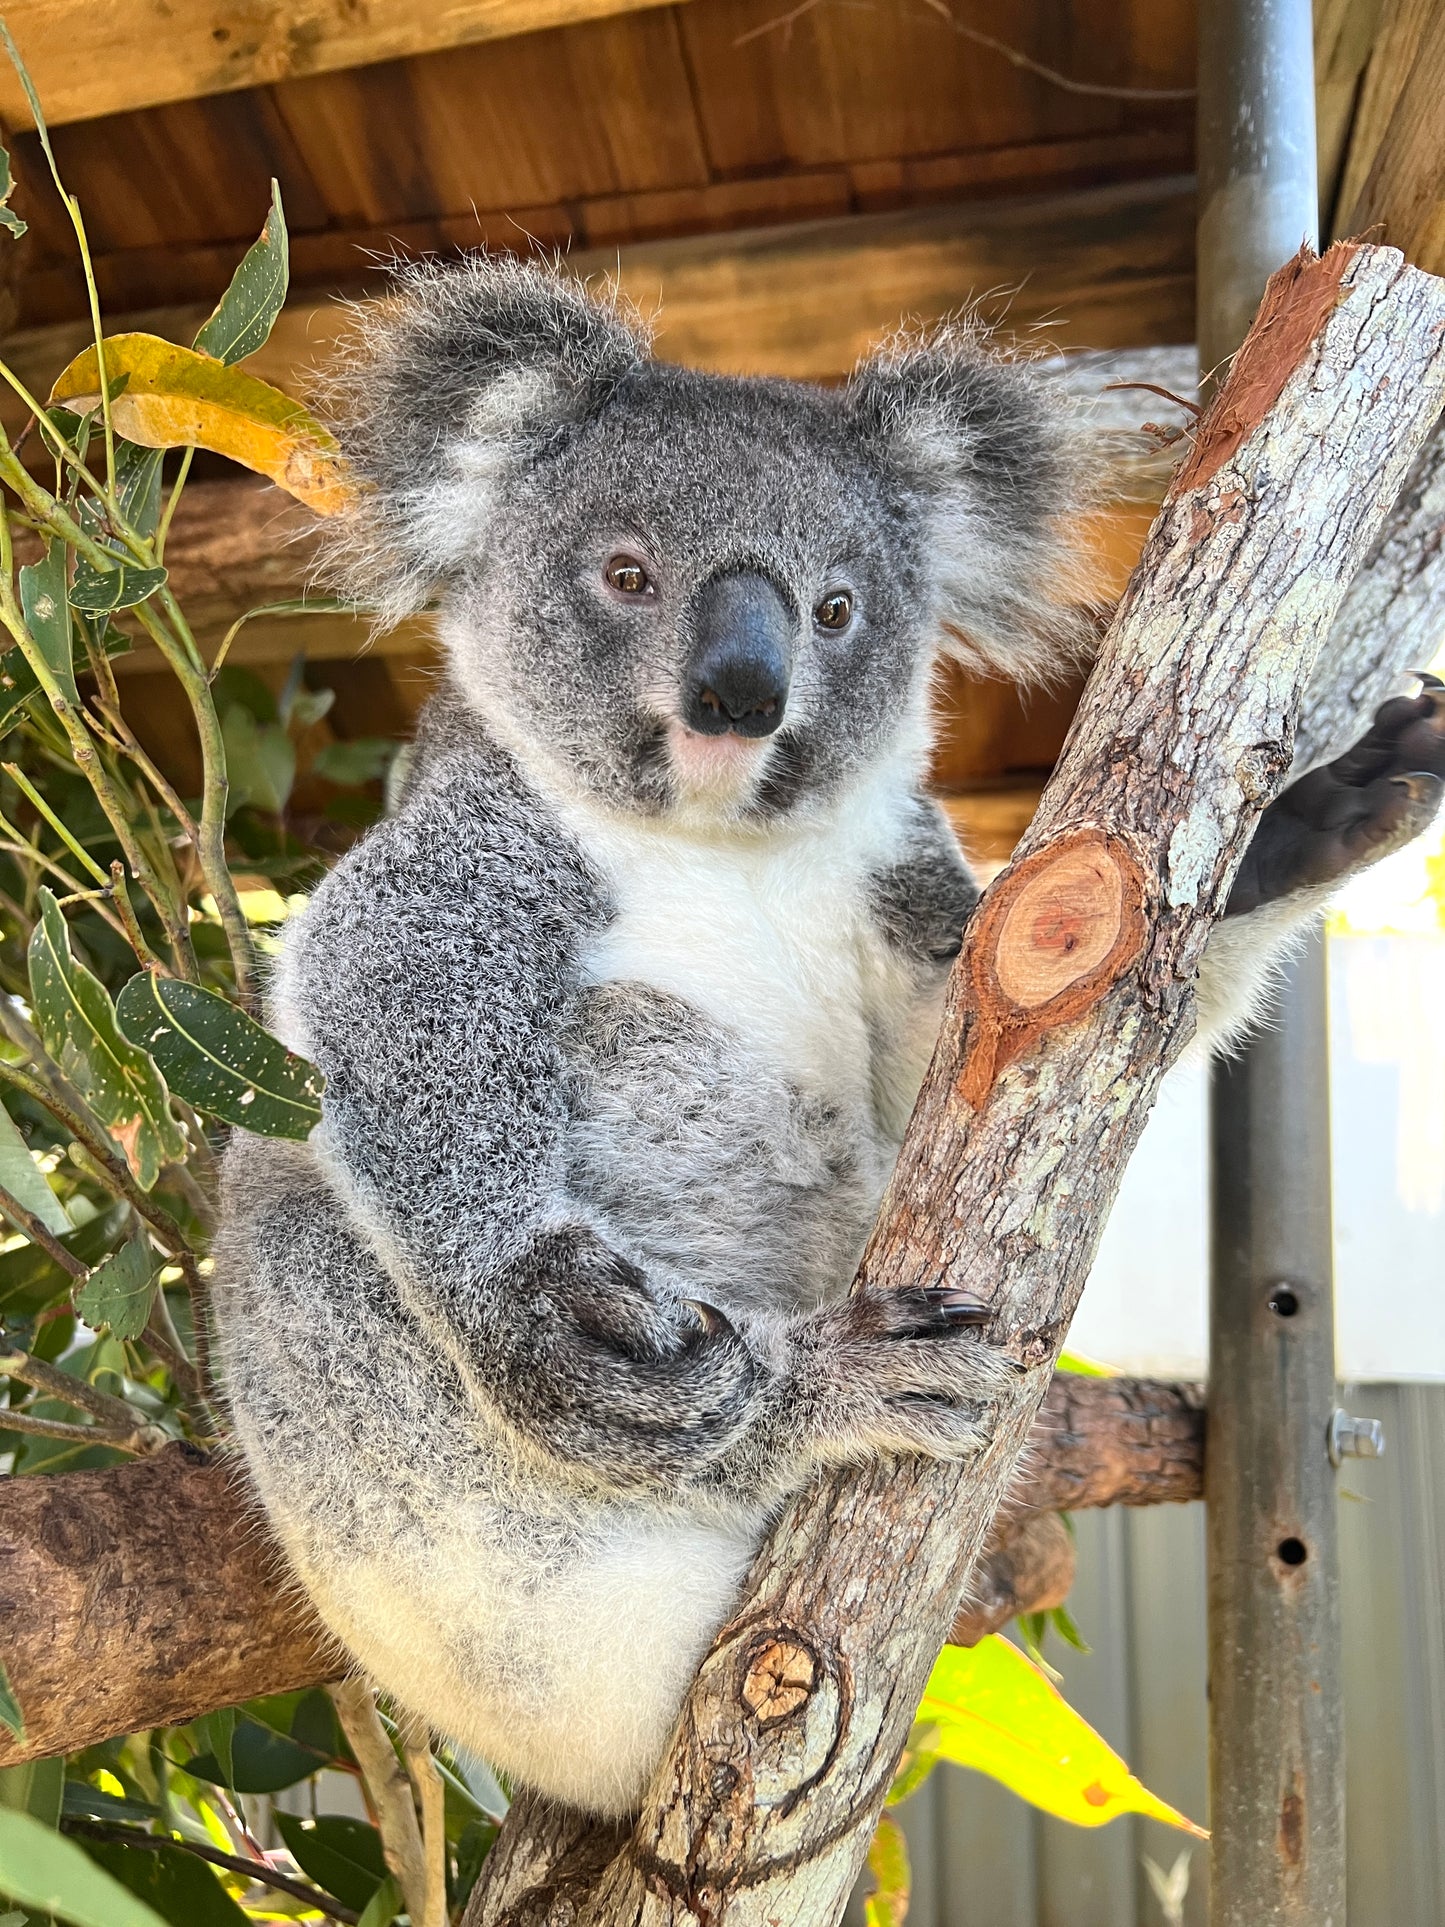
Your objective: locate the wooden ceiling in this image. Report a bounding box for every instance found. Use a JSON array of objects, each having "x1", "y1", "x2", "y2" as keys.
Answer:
[{"x1": 7, "y1": 0, "x2": 1196, "y2": 330}]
